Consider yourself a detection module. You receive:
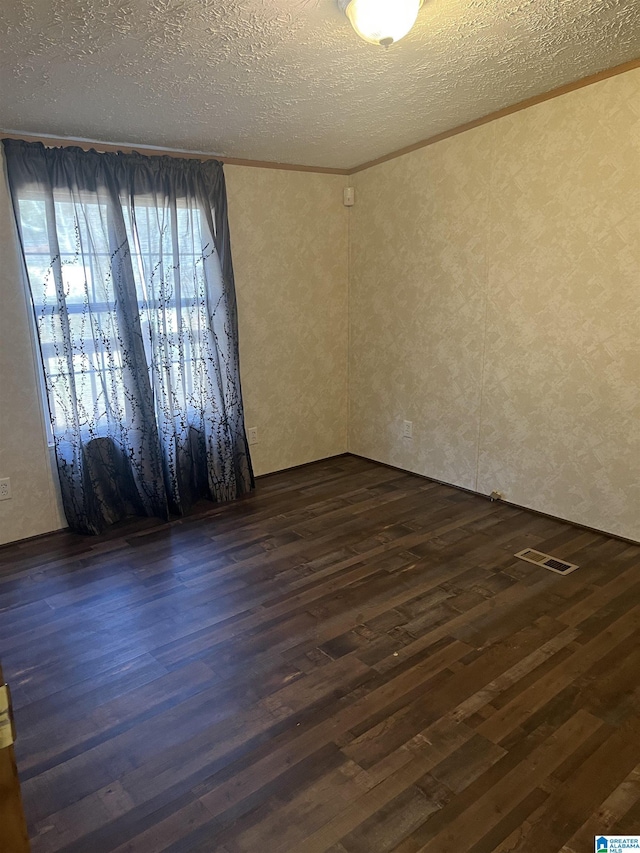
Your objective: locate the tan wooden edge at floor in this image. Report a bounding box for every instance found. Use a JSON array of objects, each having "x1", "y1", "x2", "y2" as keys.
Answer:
[{"x1": 0, "y1": 662, "x2": 30, "y2": 853}]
